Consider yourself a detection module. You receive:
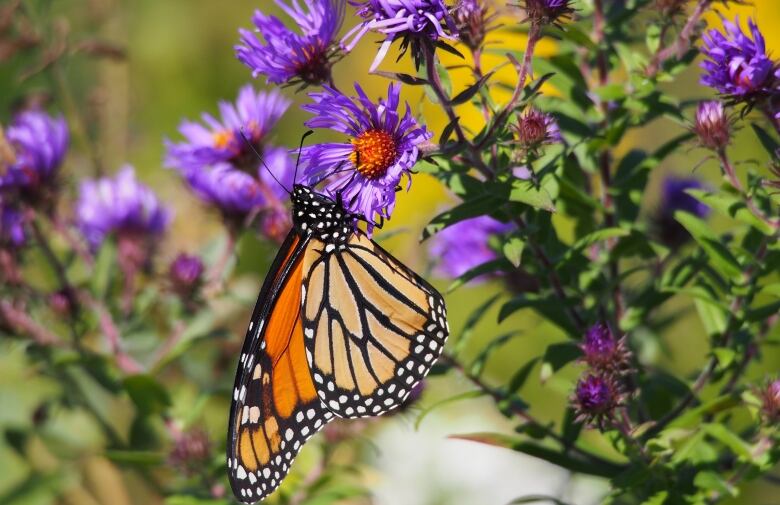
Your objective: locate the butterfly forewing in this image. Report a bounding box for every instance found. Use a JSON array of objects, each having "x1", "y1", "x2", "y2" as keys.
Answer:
[
  {"x1": 227, "y1": 231, "x2": 334, "y2": 503},
  {"x1": 300, "y1": 233, "x2": 449, "y2": 418}
]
